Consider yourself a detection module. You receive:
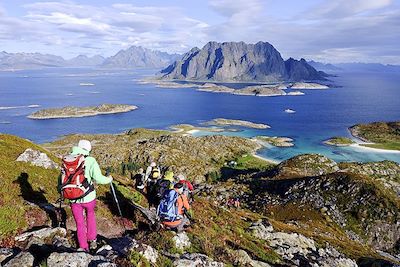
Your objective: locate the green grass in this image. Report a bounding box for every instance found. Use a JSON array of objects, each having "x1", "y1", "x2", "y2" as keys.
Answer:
[
  {"x1": 234, "y1": 154, "x2": 273, "y2": 171},
  {"x1": 350, "y1": 122, "x2": 400, "y2": 151},
  {"x1": 325, "y1": 137, "x2": 355, "y2": 145}
]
